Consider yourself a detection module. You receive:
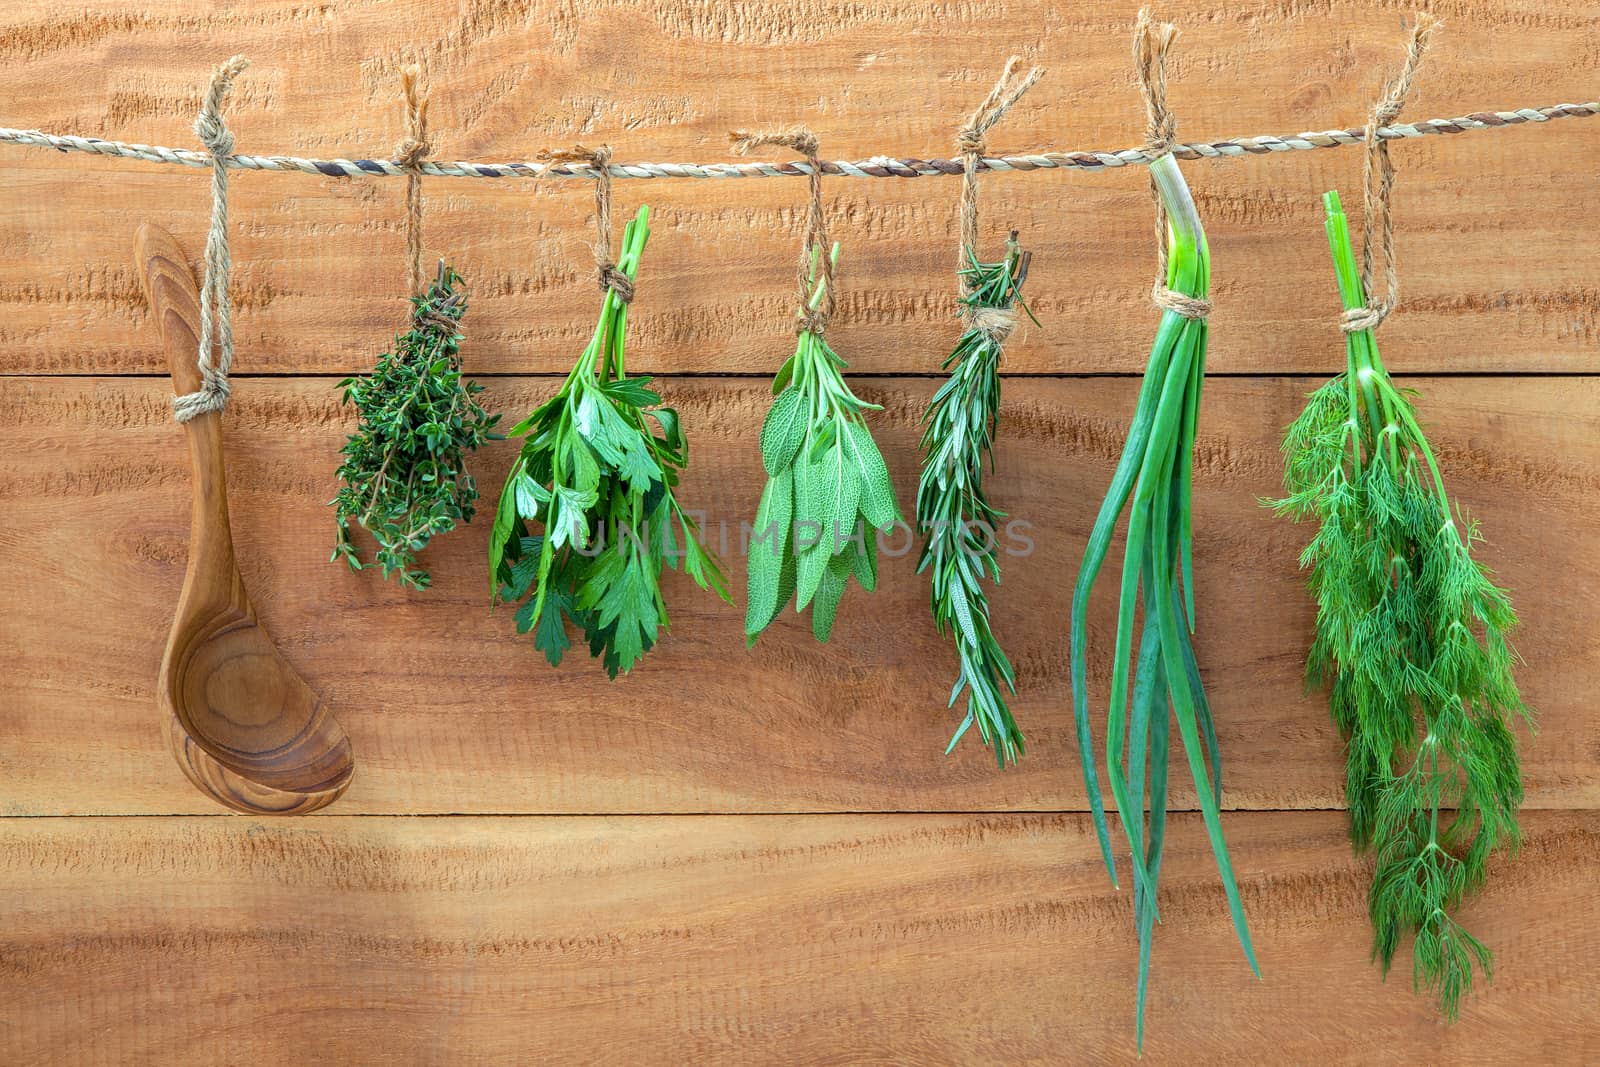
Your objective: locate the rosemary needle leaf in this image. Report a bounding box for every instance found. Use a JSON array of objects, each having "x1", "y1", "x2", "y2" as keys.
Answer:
[
  {"x1": 488, "y1": 206, "x2": 730, "y2": 677},
  {"x1": 331, "y1": 262, "x2": 499, "y2": 591}
]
